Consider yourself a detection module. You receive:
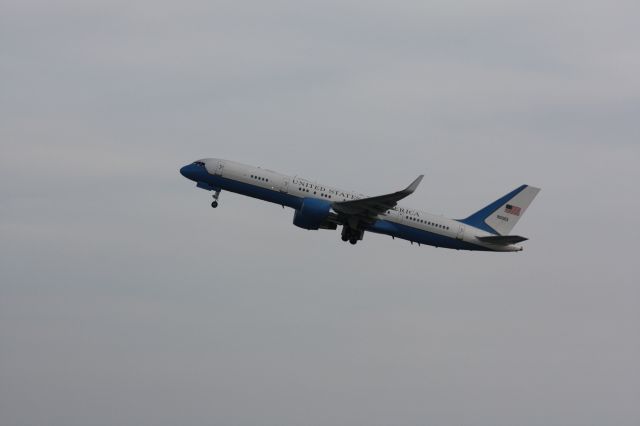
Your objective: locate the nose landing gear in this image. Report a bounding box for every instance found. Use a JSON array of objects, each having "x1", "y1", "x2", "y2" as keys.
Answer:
[{"x1": 211, "y1": 190, "x2": 221, "y2": 208}]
